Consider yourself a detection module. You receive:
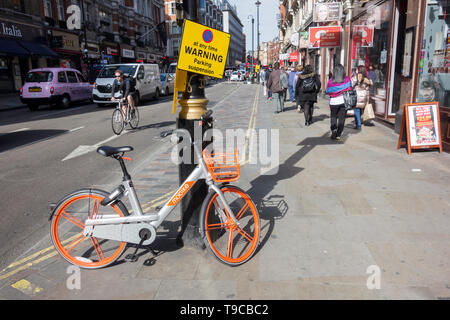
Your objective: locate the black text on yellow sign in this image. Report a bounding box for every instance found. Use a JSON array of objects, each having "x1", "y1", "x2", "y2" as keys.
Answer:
[{"x1": 178, "y1": 20, "x2": 230, "y2": 79}]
